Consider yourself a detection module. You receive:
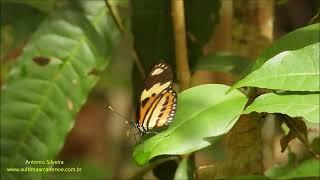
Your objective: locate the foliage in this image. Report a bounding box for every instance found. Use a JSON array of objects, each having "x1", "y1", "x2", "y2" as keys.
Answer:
[
  {"x1": 0, "y1": 2, "x2": 46, "y2": 60},
  {"x1": 131, "y1": 0, "x2": 220, "y2": 101},
  {"x1": 231, "y1": 42, "x2": 319, "y2": 91},
  {"x1": 133, "y1": 84, "x2": 248, "y2": 165},
  {"x1": 251, "y1": 23, "x2": 320, "y2": 71},
  {"x1": 0, "y1": 1, "x2": 120, "y2": 179},
  {"x1": 244, "y1": 92, "x2": 319, "y2": 123},
  {"x1": 1, "y1": 0, "x2": 319, "y2": 179},
  {"x1": 133, "y1": 23, "x2": 320, "y2": 178},
  {"x1": 131, "y1": 0, "x2": 220, "y2": 68},
  {"x1": 265, "y1": 155, "x2": 320, "y2": 179},
  {"x1": 1, "y1": 0, "x2": 56, "y2": 13}
]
